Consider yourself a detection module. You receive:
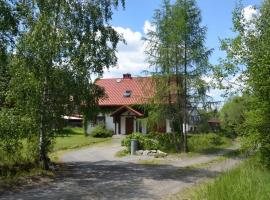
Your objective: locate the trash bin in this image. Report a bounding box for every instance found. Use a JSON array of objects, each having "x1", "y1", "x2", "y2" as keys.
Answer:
[{"x1": 131, "y1": 139, "x2": 138, "y2": 155}]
